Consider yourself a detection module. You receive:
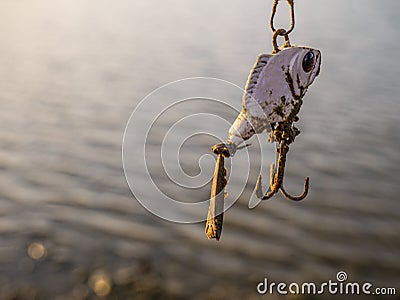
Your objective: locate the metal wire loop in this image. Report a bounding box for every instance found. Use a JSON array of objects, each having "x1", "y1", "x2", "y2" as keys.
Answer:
[
  {"x1": 272, "y1": 28, "x2": 291, "y2": 53},
  {"x1": 270, "y1": 0, "x2": 295, "y2": 35}
]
